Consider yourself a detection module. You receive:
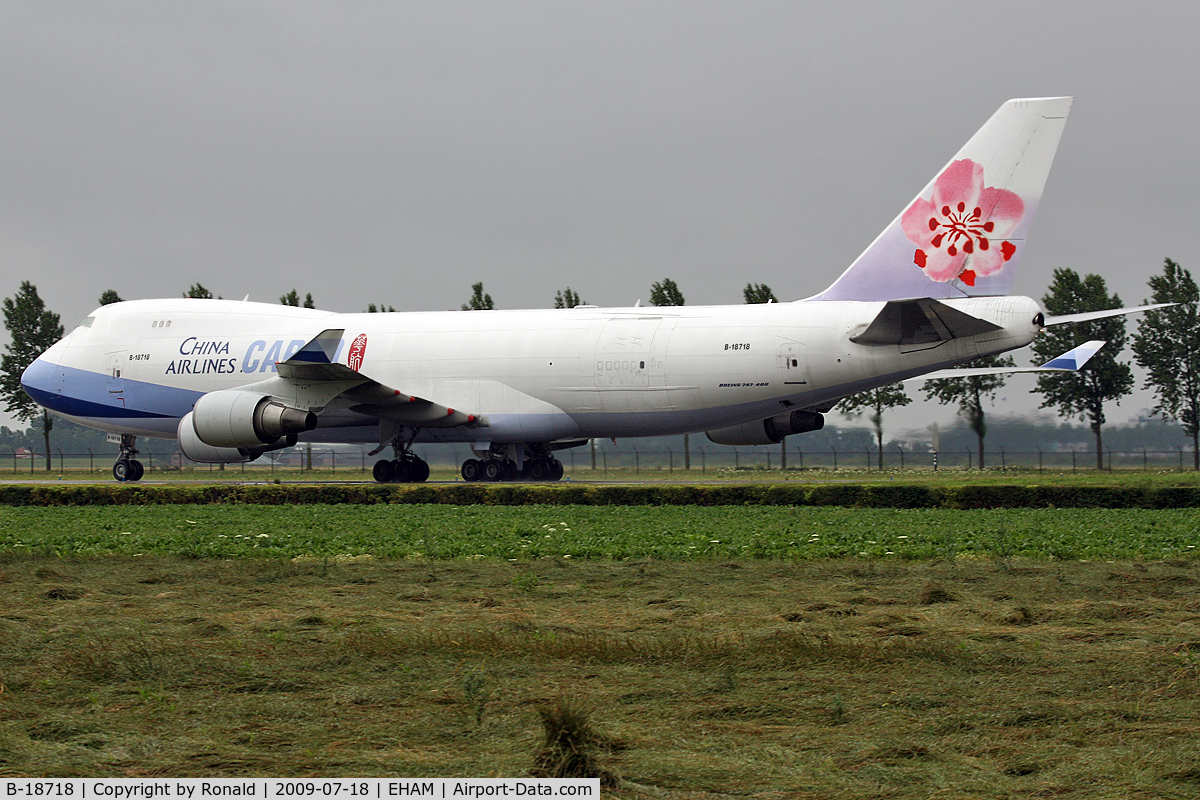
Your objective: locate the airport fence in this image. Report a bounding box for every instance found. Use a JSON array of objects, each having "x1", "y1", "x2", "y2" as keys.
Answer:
[
  {"x1": 551, "y1": 446, "x2": 1200, "y2": 473},
  {"x1": 9, "y1": 445, "x2": 1200, "y2": 477}
]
